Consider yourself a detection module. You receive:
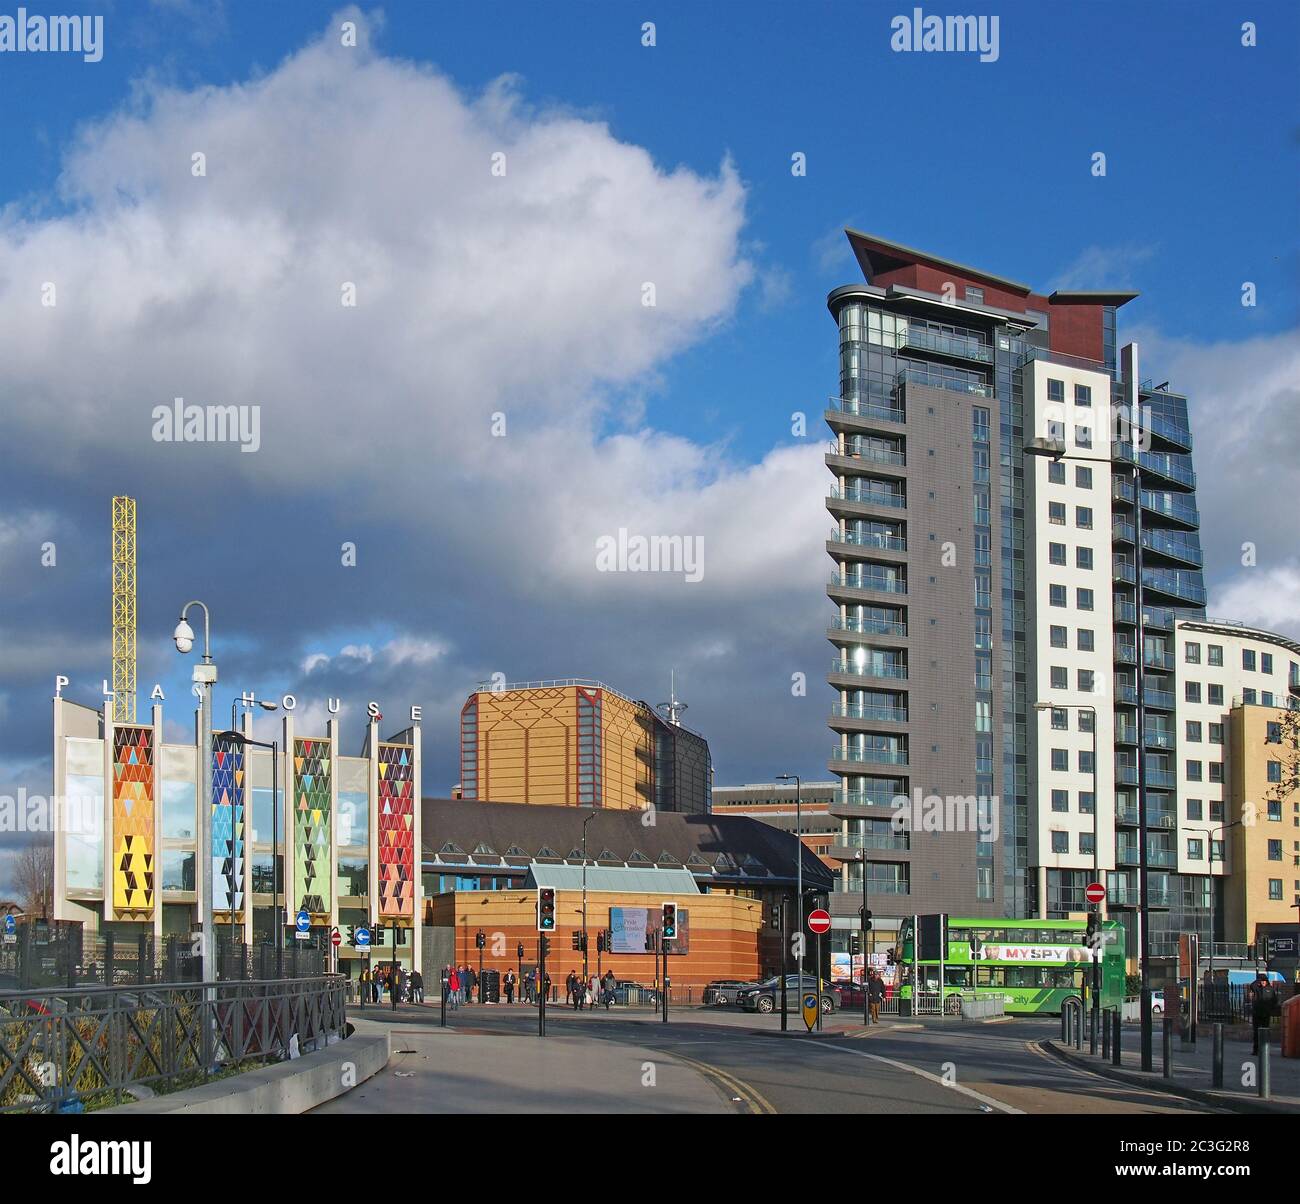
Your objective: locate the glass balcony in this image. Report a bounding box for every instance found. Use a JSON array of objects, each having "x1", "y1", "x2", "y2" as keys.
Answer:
[
  {"x1": 829, "y1": 485, "x2": 907, "y2": 510},
  {"x1": 830, "y1": 528, "x2": 907, "y2": 552},
  {"x1": 1114, "y1": 639, "x2": 1137, "y2": 665},
  {"x1": 1143, "y1": 411, "x2": 1194, "y2": 452},
  {"x1": 1113, "y1": 442, "x2": 1196, "y2": 489},
  {"x1": 1113, "y1": 558, "x2": 1136, "y2": 584},
  {"x1": 830, "y1": 572, "x2": 908, "y2": 595},
  {"x1": 828, "y1": 441, "x2": 907, "y2": 467},
  {"x1": 1113, "y1": 600, "x2": 1137, "y2": 624},
  {"x1": 1144, "y1": 727, "x2": 1175, "y2": 750},
  {"x1": 832, "y1": 746, "x2": 909, "y2": 766},
  {"x1": 829, "y1": 616, "x2": 908, "y2": 637},
  {"x1": 1114, "y1": 683, "x2": 1138, "y2": 704},
  {"x1": 832, "y1": 703, "x2": 909, "y2": 723},
  {"x1": 1144, "y1": 647, "x2": 1174, "y2": 671},
  {"x1": 840, "y1": 880, "x2": 911, "y2": 896},
  {"x1": 1142, "y1": 568, "x2": 1207, "y2": 607},
  {"x1": 831, "y1": 660, "x2": 909, "y2": 680},
  {"x1": 1112, "y1": 519, "x2": 1135, "y2": 544},
  {"x1": 1140, "y1": 490, "x2": 1200, "y2": 528},
  {"x1": 1144, "y1": 687, "x2": 1176, "y2": 711},
  {"x1": 828, "y1": 395, "x2": 905, "y2": 424},
  {"x1": 838, "y1": 832, "x2": 912, "y2": 851},
  {"x1": 1143, "y1": 606, "x2": 1175, "y2": 631},
  {"x1": 1146, "y1": 767, "x2": 1176, "y2": 789},
  {"x1": 900, "y1": 328, "x2": 993, "y2": 363},
  {"x1": 1141, "y1": 529, "x2": 1203, "y2": 567},
  {"x1": 842, "y1": 790, "x2": 905, "y2": 809},
  {"x1": 1115, "y1": 722, "x2": 1138, "y2": 745},
  {"x1": 897, "y1": 367, "x2": 992, "y2": 398}
]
